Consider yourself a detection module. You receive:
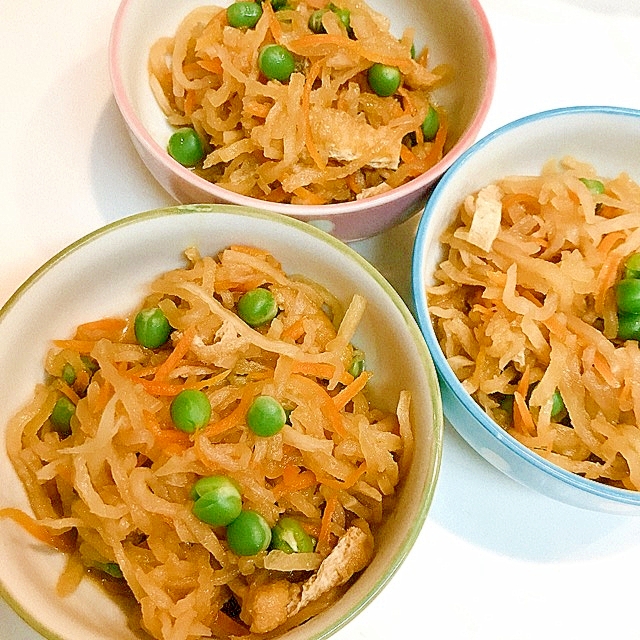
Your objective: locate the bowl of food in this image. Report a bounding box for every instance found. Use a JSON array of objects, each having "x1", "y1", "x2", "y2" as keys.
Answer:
[
  {"x1": 0, "y1": 204, "x2": 442, "y2": 640},
  {"x1": 412, "y1": 105, "x2": 640, "y2": 514},
  {"x1": 108, "y1": 0, "x2": 496, "y2": 241}
]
